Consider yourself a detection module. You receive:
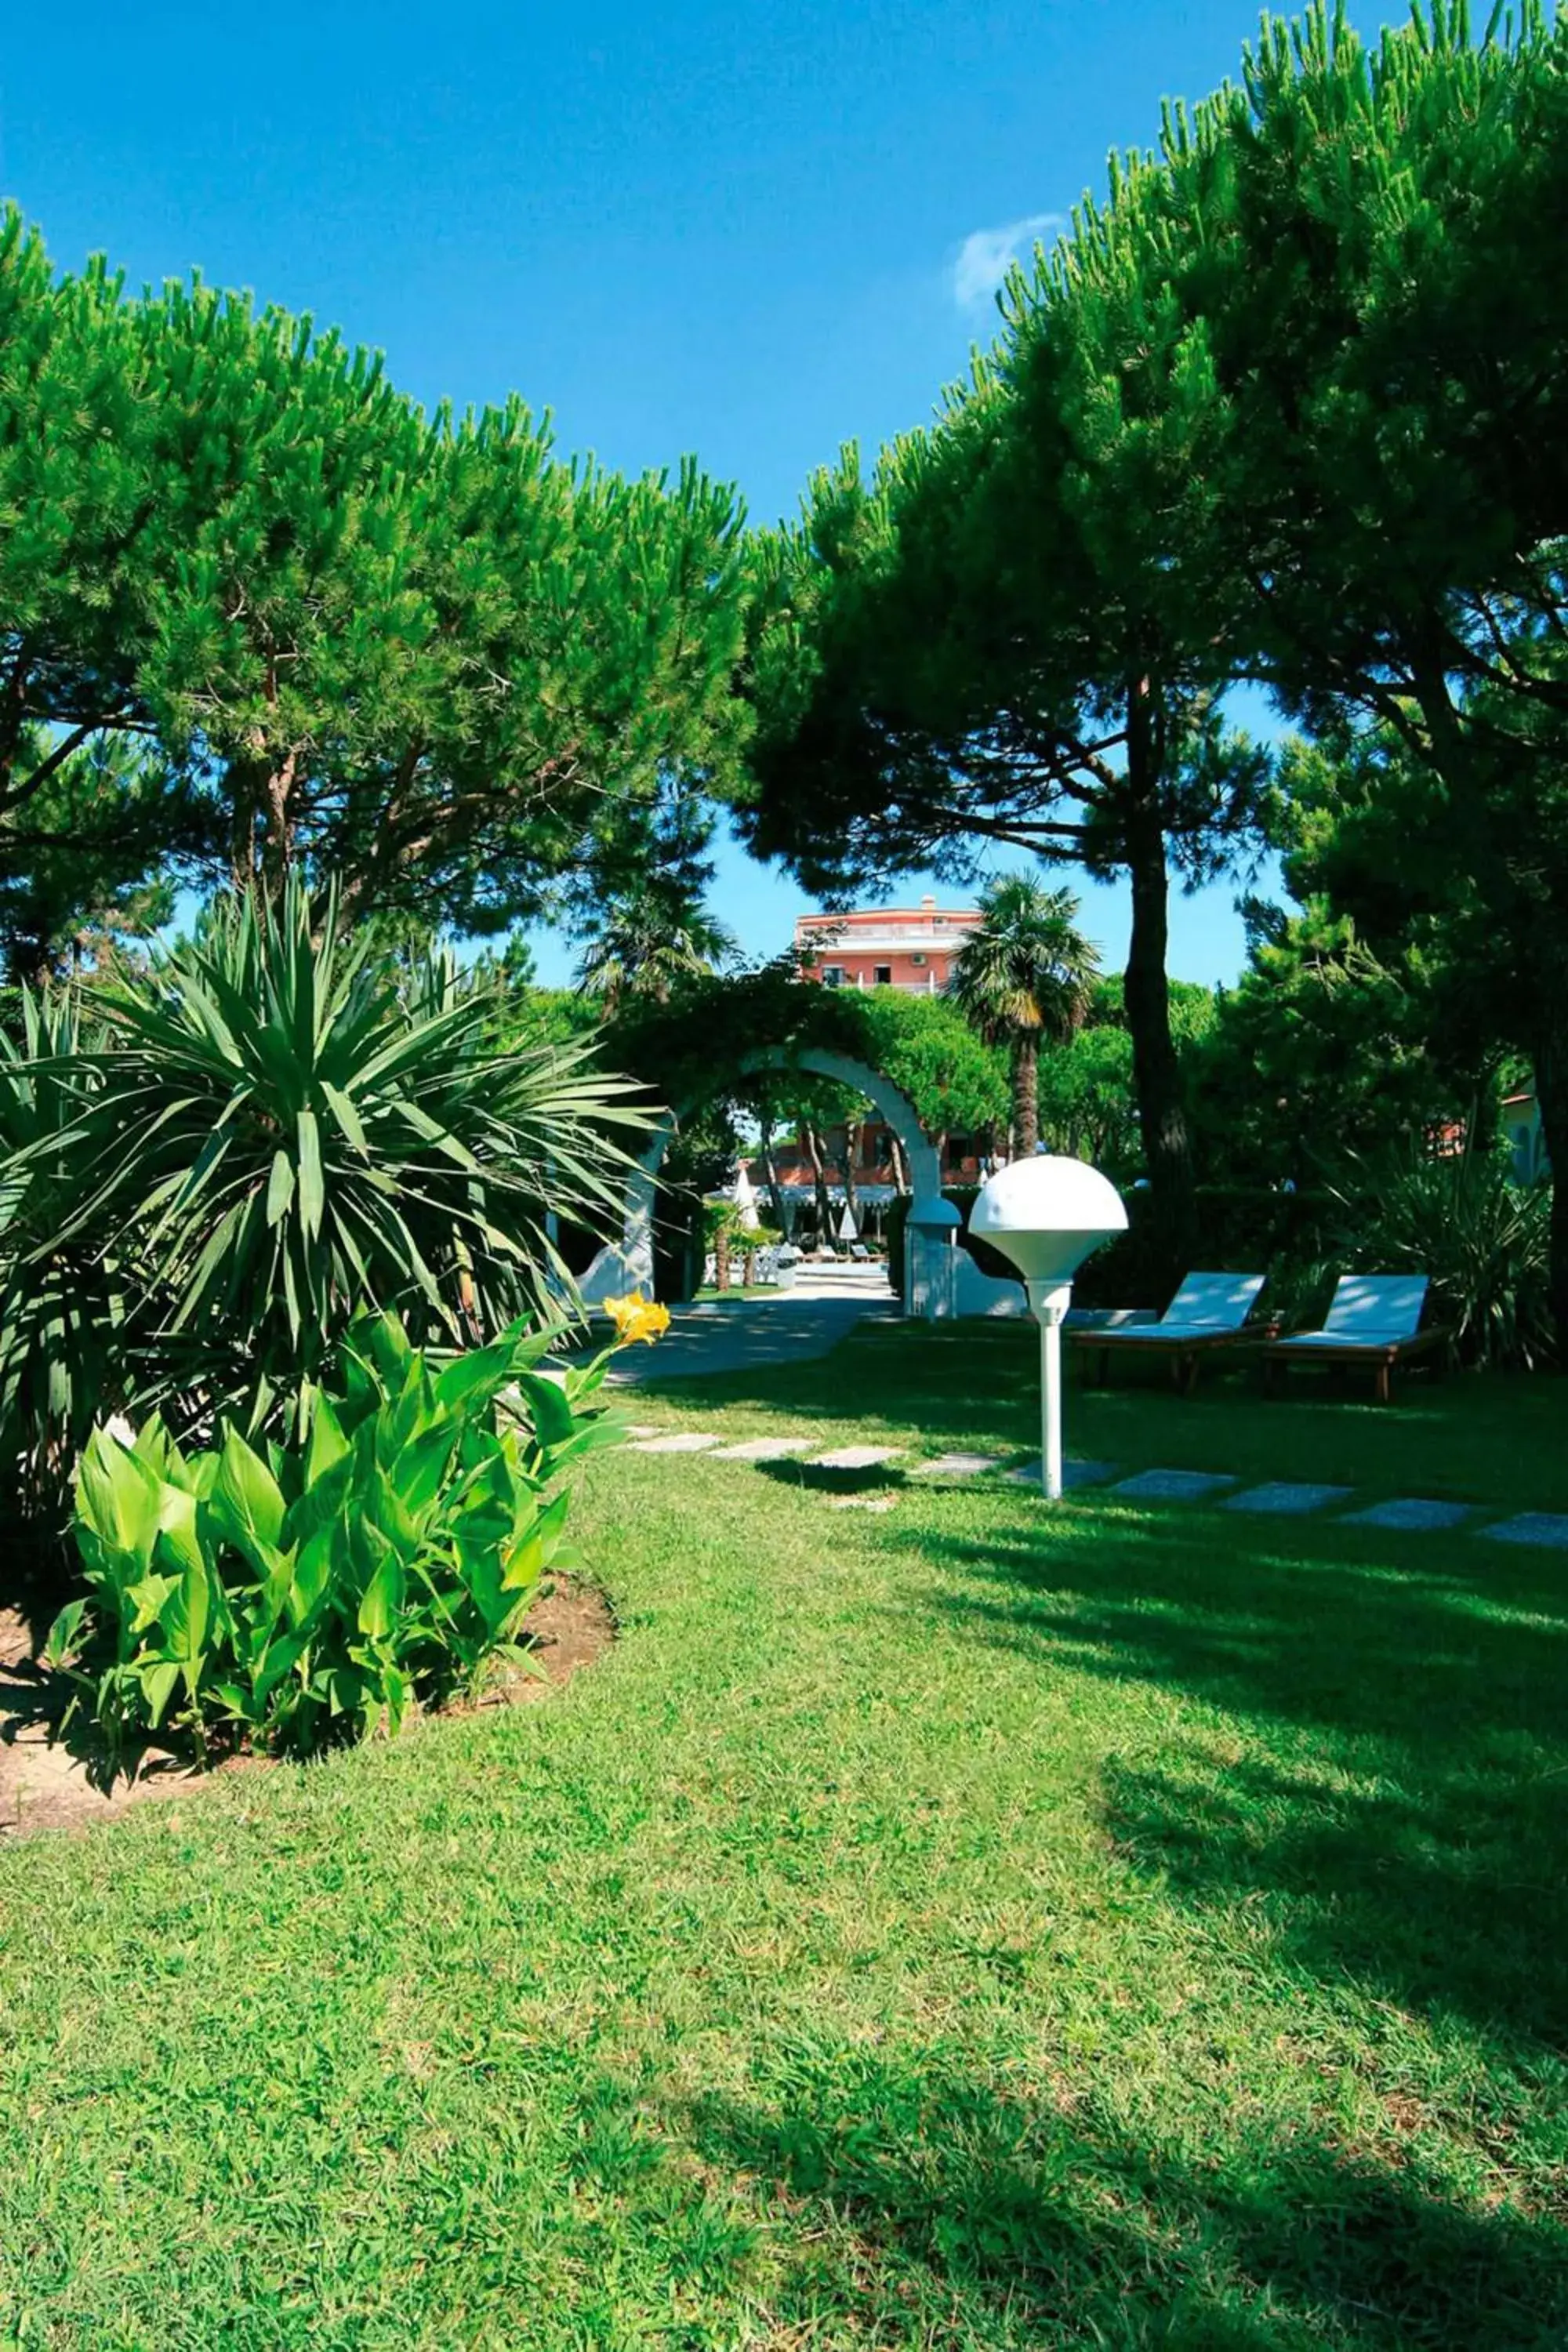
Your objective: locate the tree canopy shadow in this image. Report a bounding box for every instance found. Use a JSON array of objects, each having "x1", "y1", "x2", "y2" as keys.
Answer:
[
  {"x1": 901, "y1": 1512, "x2": 1568, "y2": 2053},
  {"x1": 649, "y1": 2046, "x2": 1568, "y2": 2348}
]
